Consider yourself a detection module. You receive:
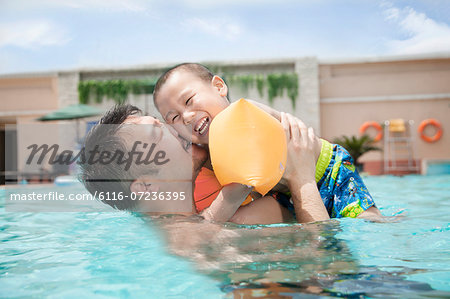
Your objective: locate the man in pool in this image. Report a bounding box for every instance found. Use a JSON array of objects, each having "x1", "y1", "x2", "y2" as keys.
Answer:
[{"x1": 80, "y1": 104, "x2": 329, "y2": 224}]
